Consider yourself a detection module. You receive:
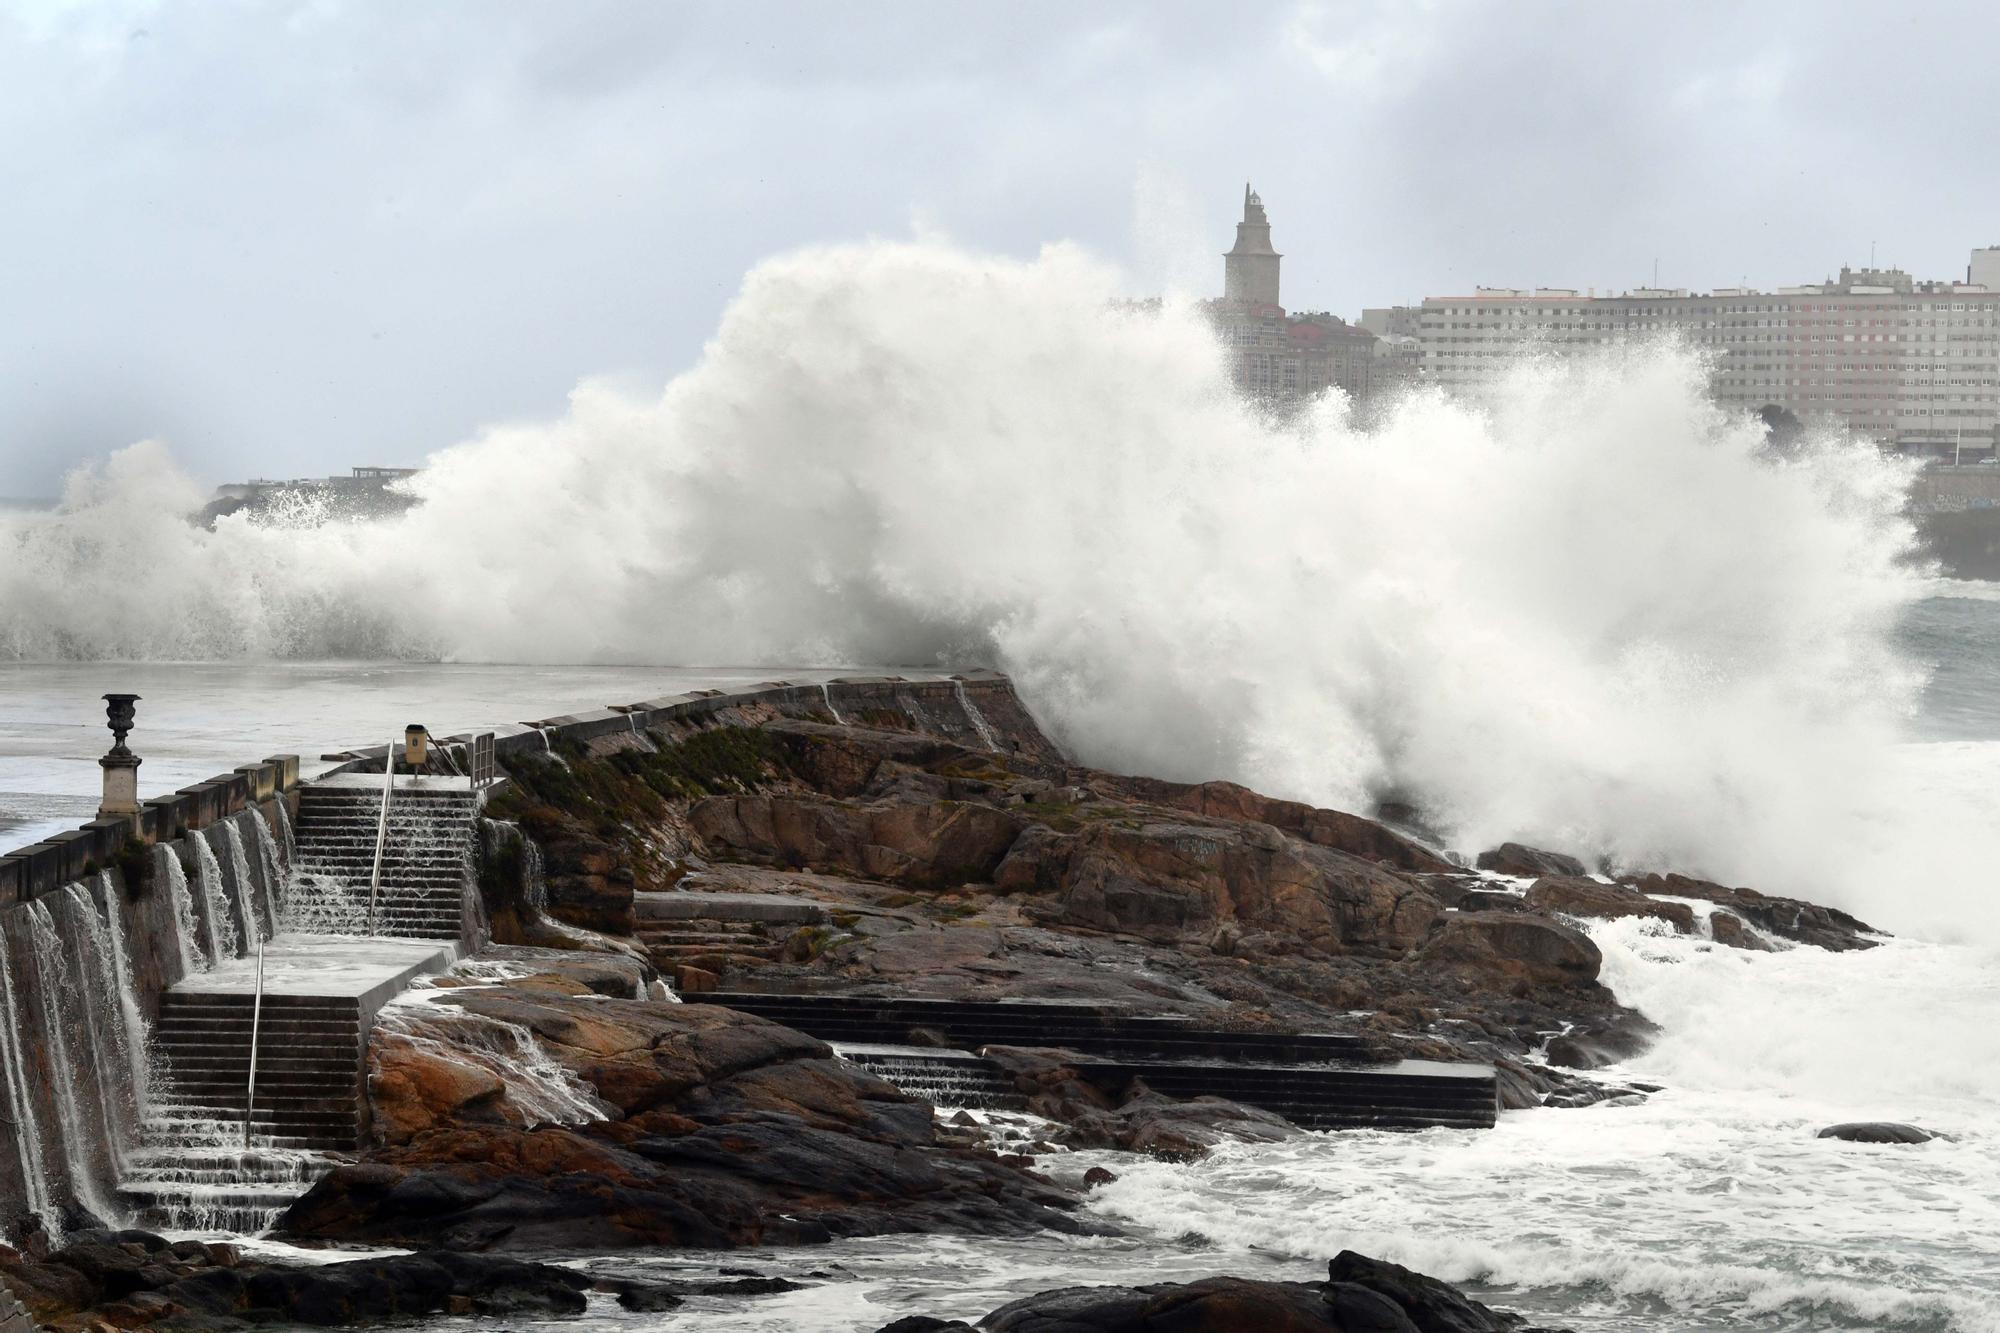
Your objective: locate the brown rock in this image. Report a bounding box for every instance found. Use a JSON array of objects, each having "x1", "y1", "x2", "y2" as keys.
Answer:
[
  {"x1": 1418, "y1": 911, "x2": 1602, "y2": 987},
  {"x1": 1523, "y1": 876, "x2": 1694, "y2": 933},
  {"x1": 1092, "y1": 777, "x2": 1456, "y2": 874},
  {"x1": 369, "y1": 1035, "x2": 511, "y2": 1147},
  {"x1": 675, "y1": 965, "x2": 719, "y2": 994},
  {"x1": 1627, "y1": 872, "x2": 1879, "y2": 951},
  {"x1": 689, "y1": 795, "x2": 1026, "y2": 889},
  {"x1": 1475, "y1": 842, "x2": 1587, "y2": 878},
  {"x1": 1026, "y1": 819, "x2": 1440, "y2": 956},
  {"x1": 1708, "y1": 911, "x2": 1773, "y2": 952}
]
